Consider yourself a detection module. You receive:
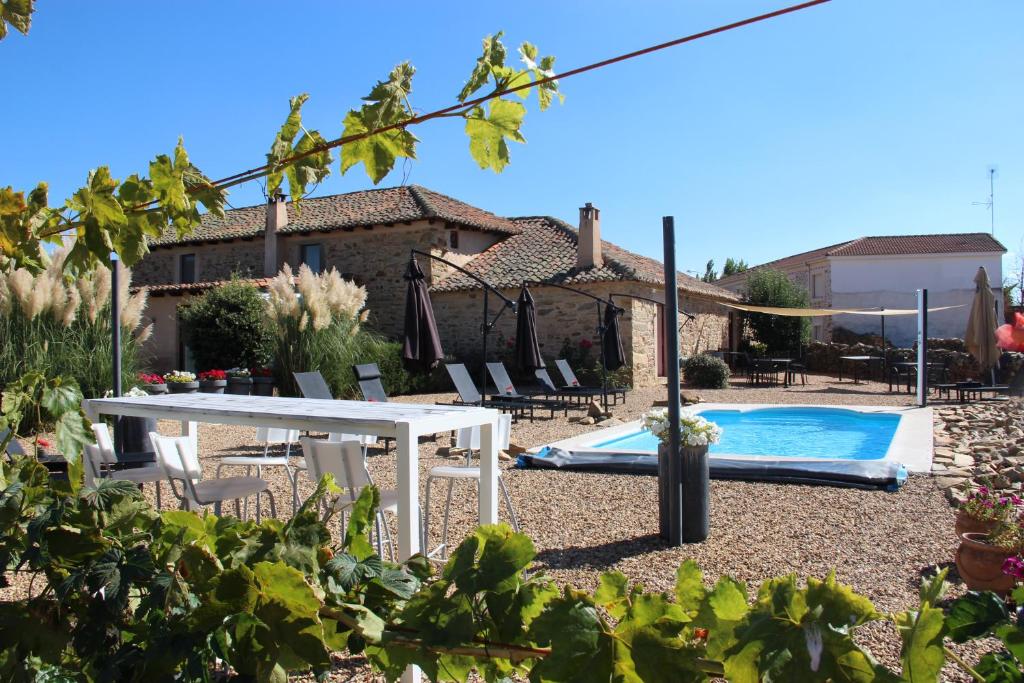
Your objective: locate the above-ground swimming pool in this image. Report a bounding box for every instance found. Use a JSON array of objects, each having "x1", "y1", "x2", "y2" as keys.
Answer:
[
  {"x1": 592, "y1": 408, "x2": 901, "y2": 461},
  {"x1": 521, "y1": 404, "x2": 934, "y2": 490}
]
